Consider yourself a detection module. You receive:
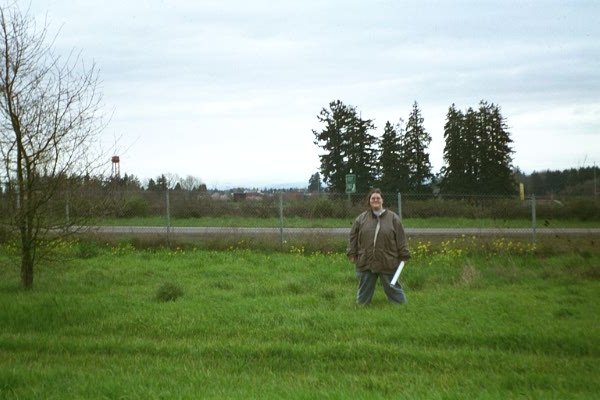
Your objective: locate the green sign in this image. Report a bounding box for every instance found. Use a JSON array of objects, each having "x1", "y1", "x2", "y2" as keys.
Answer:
[{"x1": 345, "y1": 174, "x2": 356, "y2": 193}]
